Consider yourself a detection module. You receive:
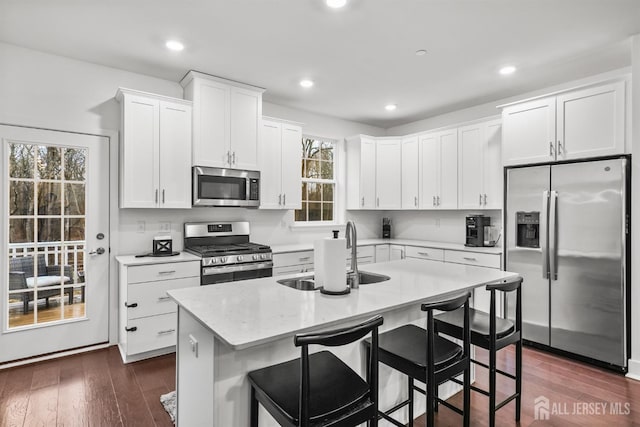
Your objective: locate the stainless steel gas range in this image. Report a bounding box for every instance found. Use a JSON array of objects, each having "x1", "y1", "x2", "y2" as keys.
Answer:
[{"x1": 183, "y1": 222, "x2": 273, "y2": 285}]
